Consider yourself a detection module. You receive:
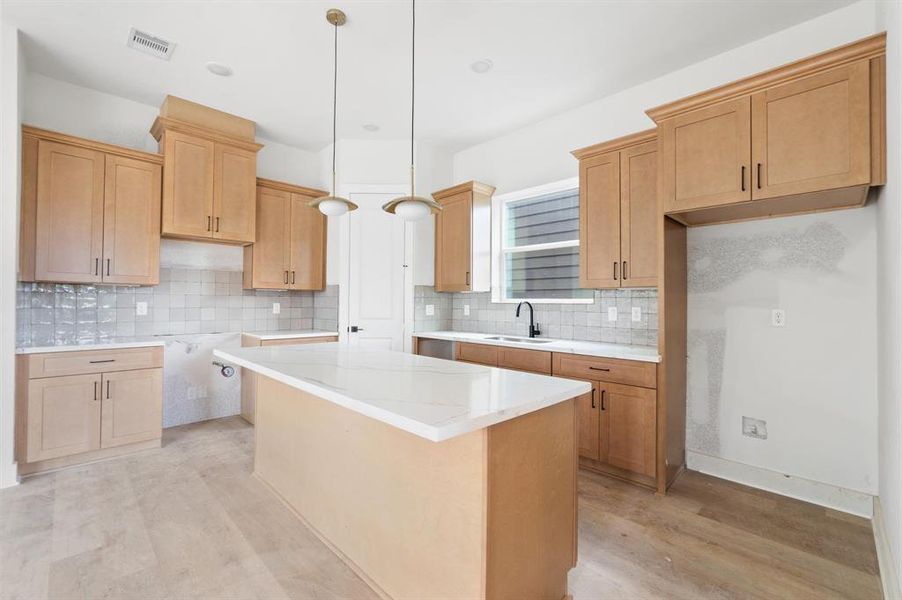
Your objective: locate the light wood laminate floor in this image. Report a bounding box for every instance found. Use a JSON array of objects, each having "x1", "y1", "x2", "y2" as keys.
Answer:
[{"x1": 0, "y1": 417, "x2": 880, "y2": 599}]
